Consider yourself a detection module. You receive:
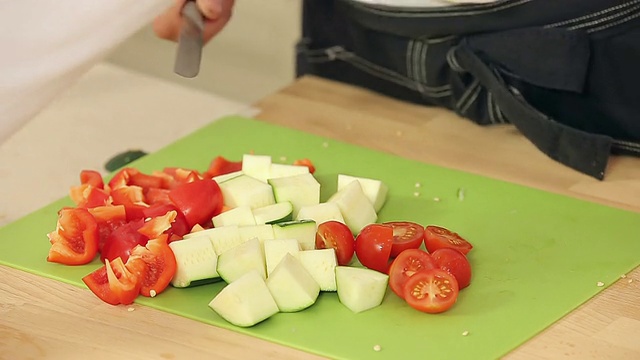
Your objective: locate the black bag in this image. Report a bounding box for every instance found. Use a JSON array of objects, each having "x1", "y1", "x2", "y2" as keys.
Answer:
[{"x1": 296, "y1": 0, "x2": 640, "y2": 179}]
